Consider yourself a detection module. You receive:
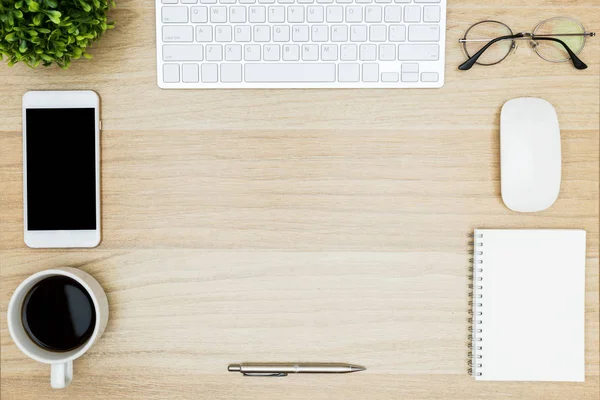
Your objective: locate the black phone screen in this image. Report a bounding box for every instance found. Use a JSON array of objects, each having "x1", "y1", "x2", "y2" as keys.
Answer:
[{"x1": 26, "y1": 108, "x2": 97, "y2": 231}]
